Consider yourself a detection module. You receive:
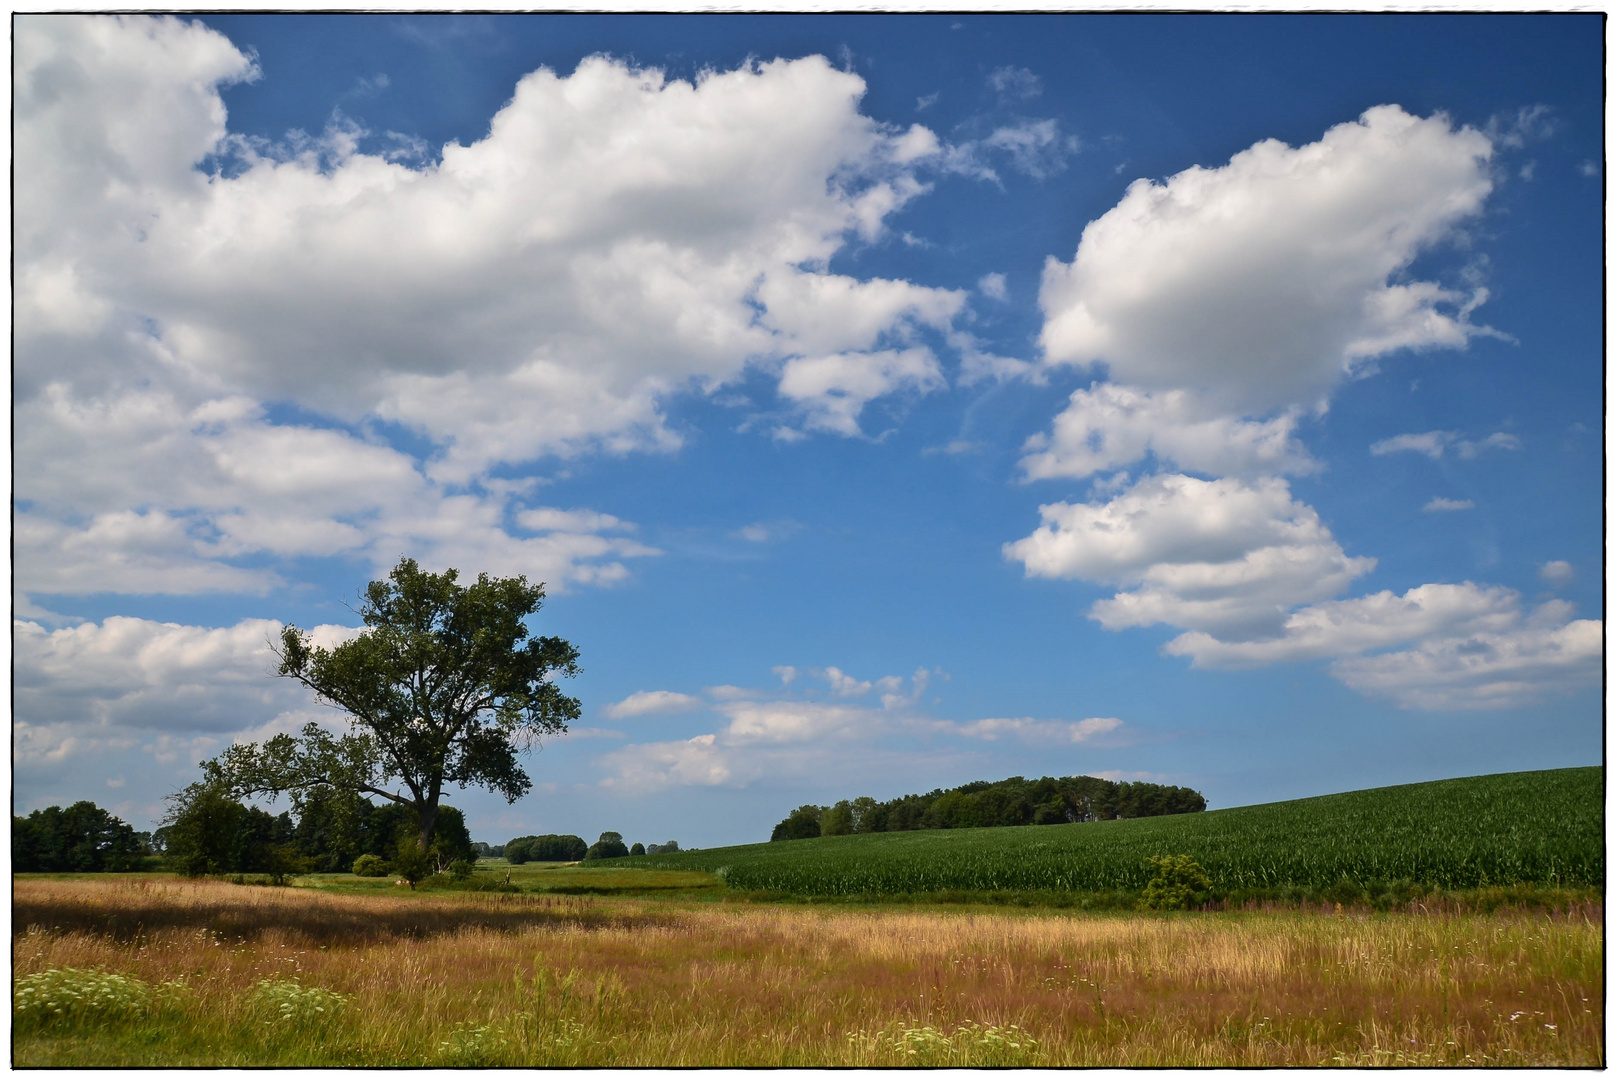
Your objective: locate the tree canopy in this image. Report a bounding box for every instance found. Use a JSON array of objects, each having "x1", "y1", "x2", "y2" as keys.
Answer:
[
  {"x1": 160, "y1": 785, "x2": 475, "y2": 881},
  {"x1": 200, "y1": 557, "x2": 580, "y2": 849},
  {"x1": 13, "y1": 801, "x2": 144, "y2": 872},
  {"x1": 504, "y1": 833, "x2": 587, "y2": 863},
  {"x1": 584, "y1": 831, "x2": 630, "y2": 860},
  {"x1": 770, "y1": 774, "x2": 1207, "y2": 840}
]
